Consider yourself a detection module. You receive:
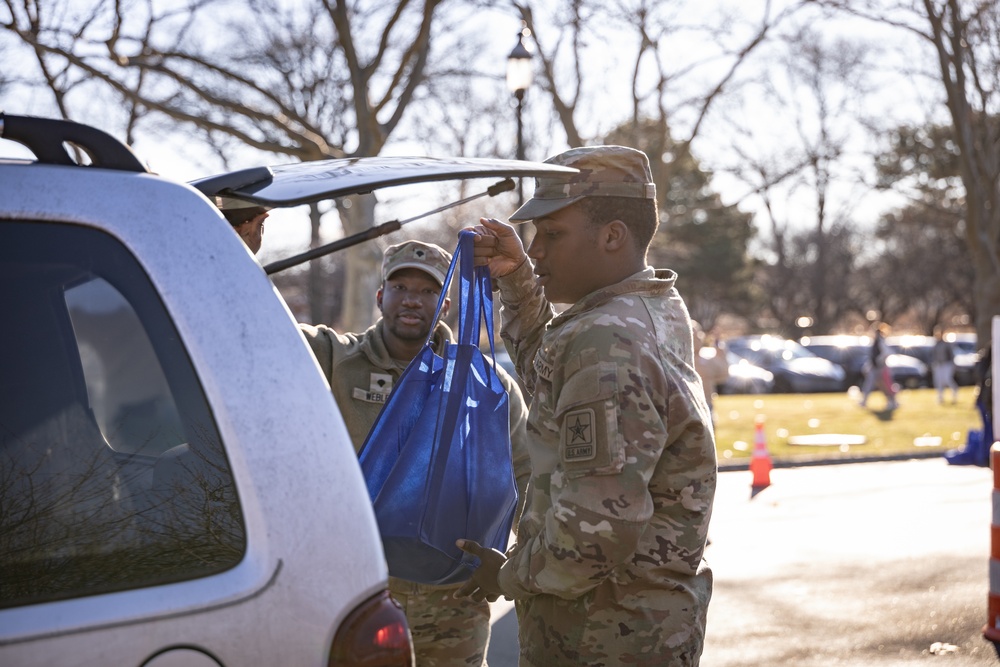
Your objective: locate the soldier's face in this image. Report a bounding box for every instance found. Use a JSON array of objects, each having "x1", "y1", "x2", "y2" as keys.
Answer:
[
  {"x1": 234, "y1": 211, "x2": 268, "y2": 254},
  {"x1": 378, "y1": 268, "x2": 448, "y2": 343},
  {"x1": 528, "y1": 203, "x2": 605, "y2": 304}
]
